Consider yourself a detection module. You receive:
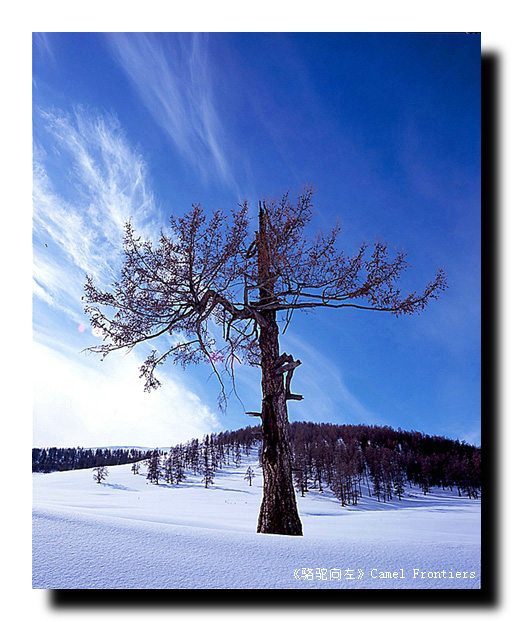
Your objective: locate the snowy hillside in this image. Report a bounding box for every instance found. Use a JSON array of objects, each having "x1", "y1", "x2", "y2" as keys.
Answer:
[{"x1": 33, "y1": 450, "x2": 480, "y2": 589}]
